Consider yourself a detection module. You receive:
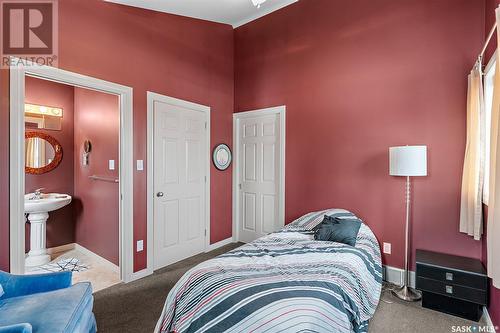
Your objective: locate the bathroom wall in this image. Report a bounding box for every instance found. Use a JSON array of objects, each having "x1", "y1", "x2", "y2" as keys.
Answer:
[
  {"x1": 24, "y1": 77, "x2": 76, "y2": 251},
  {"x1": 73, "y1": 87, "x2": 120, "y2": 265}
]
